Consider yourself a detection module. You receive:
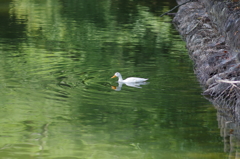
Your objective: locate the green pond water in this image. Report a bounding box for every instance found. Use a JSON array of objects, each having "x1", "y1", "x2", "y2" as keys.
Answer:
[{"x1": 0, "y1": 0, "x2": 228, "y2": 158}]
